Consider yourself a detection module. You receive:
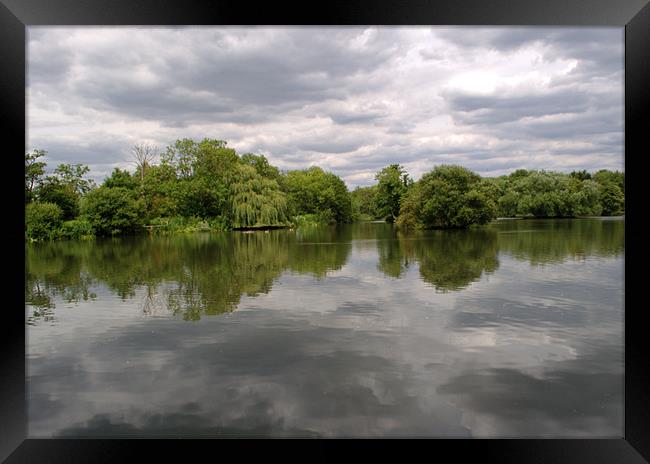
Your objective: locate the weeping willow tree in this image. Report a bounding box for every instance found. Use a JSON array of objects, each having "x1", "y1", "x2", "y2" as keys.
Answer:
[{"x1": 229, "y1": 164, "x2": 290, "y2": 229}]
